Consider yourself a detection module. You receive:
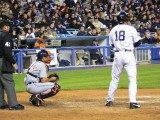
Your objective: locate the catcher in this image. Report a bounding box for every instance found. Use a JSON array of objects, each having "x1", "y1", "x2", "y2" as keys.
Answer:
[{"x1": 24, "y1": 49, "x2": 61, "y2": 106}]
